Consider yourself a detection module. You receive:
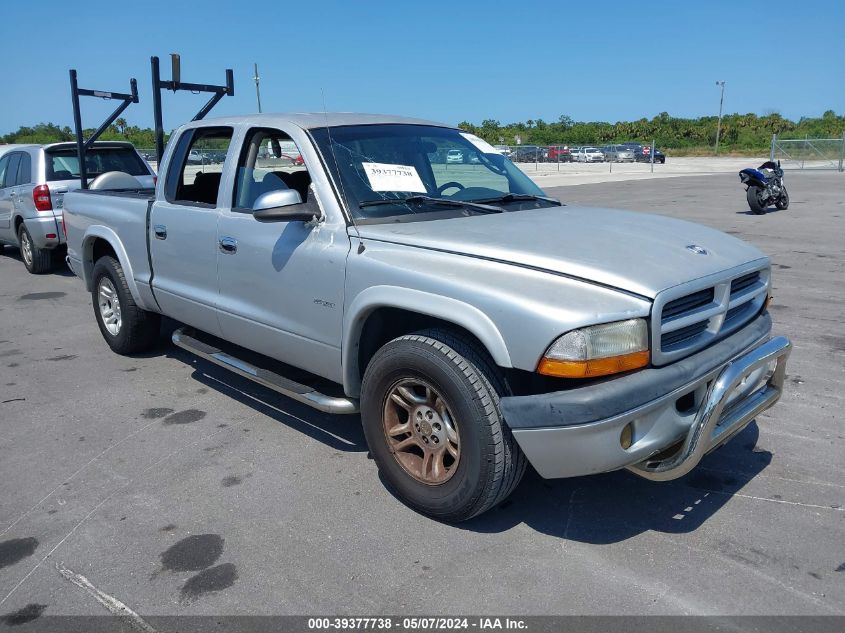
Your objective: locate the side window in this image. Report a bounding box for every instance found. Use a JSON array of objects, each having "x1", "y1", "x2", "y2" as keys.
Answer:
[
  {"x1": 232, "y1": 128, "x2": 311, "y2": 211},
  {"x1": 164, "y1": 127, "x2": 233, "y2": 206},
  {"x1": 0, "y1": 155, "x2": 9, "y2": 188},
  {"x1": 4, "y1": 153, "x2": 21, "y2": 188},
  {"x1": 17, "y1": 153, "x2": 31, "y2": 185}
]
